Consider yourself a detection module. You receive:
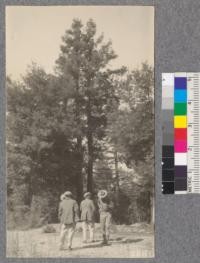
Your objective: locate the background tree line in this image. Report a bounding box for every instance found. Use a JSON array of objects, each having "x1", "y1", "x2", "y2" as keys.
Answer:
[{"x1": 6, "y1": 19, "x2": 154, "y2": 228}]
